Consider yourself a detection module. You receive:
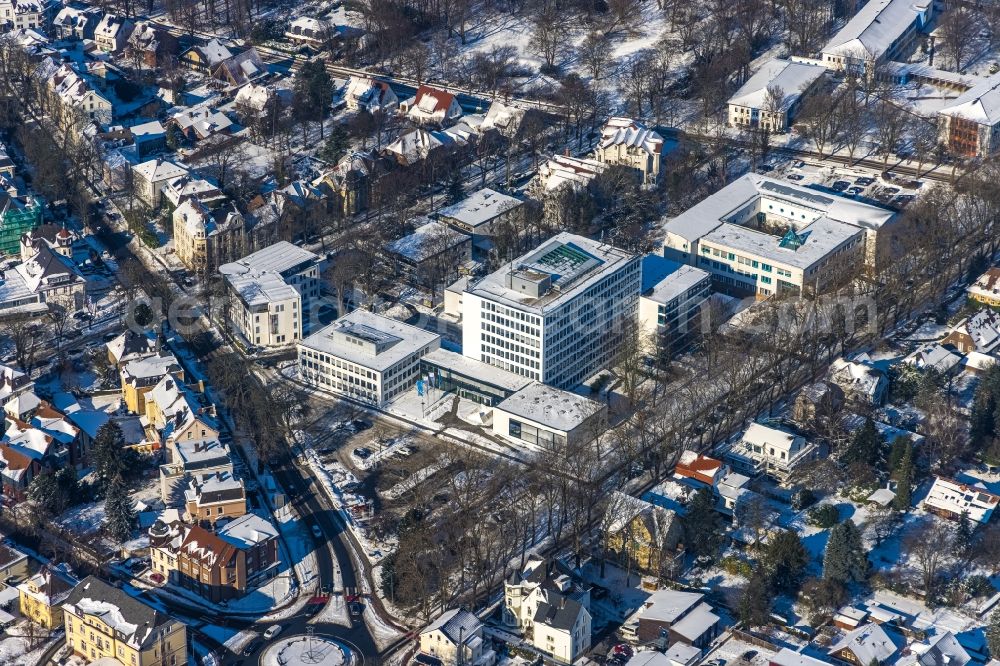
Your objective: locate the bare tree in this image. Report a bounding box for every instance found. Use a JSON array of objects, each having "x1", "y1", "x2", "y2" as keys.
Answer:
[
  {"x1": 902, "y1": 519, "x2": 952, "y2": 592},
  {"x1": 938, "y1": 6, "x2": 979, "y2": 72},
  {"x1": 579, "y1": 31, "x2": 612, "y2": 81}
]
